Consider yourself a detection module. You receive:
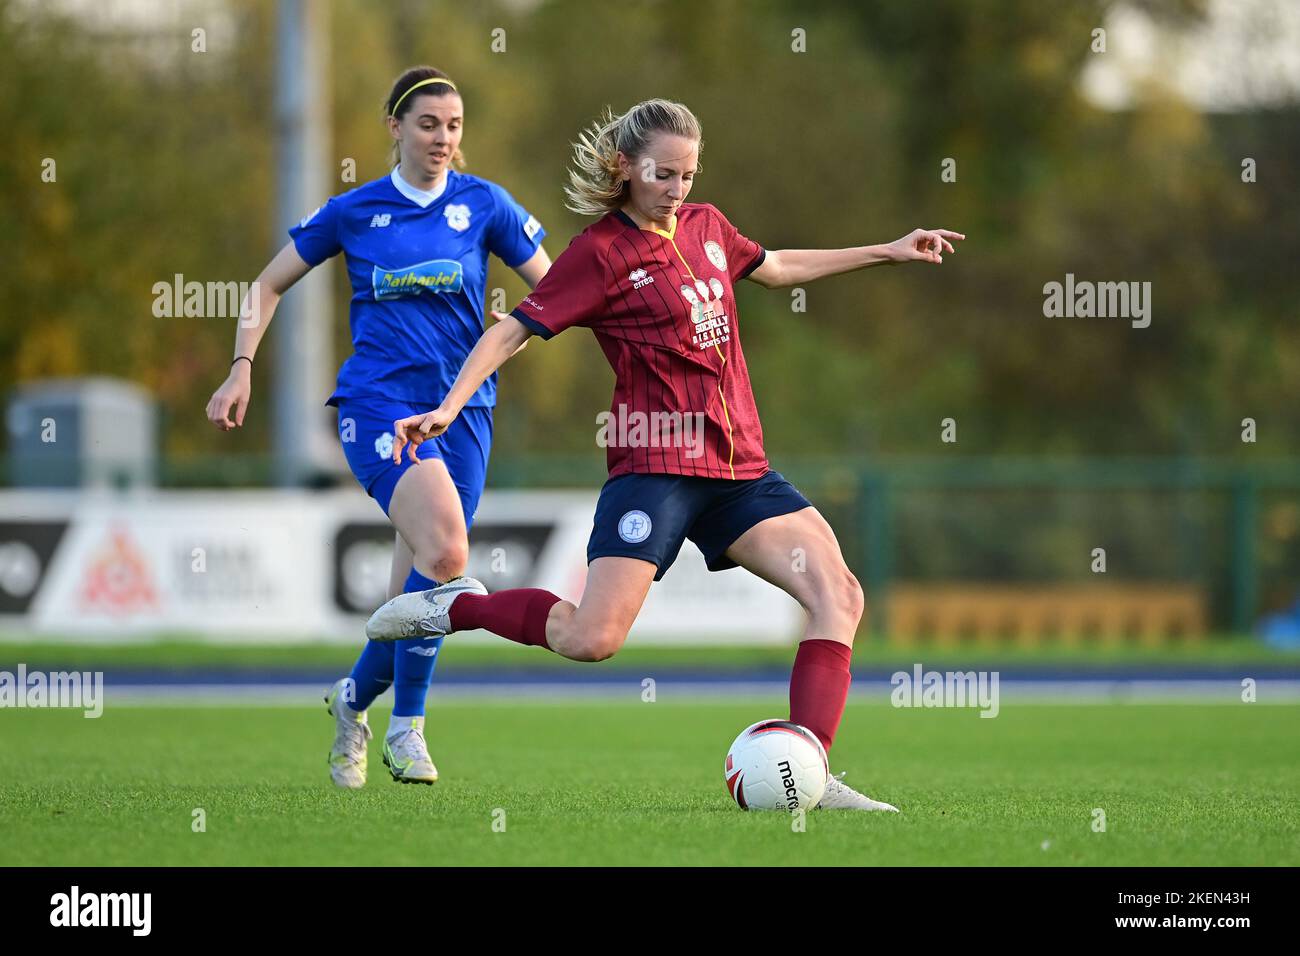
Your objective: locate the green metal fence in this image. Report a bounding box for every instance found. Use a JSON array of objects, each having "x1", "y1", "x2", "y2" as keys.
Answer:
[{"x1": 494, "y1": 456, "x2": 1300, "y2": 635}]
